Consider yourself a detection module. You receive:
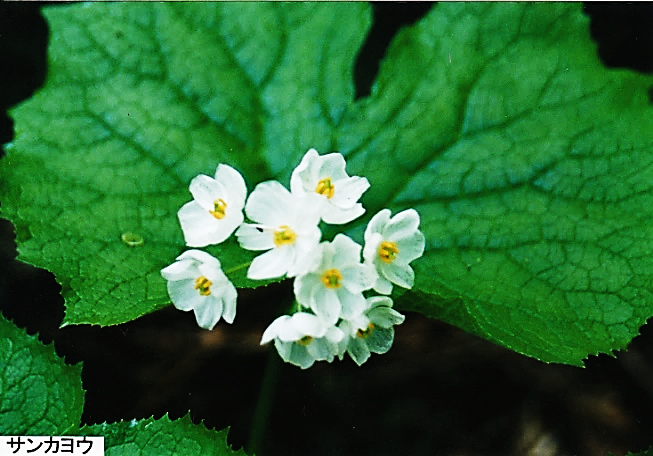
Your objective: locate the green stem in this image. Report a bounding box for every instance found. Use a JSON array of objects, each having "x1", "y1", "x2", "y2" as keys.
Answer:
[
  {"x1": 247, "y1": 346, "x2": 282, "y2": 455},
  {"x1": 224, "y1": 261, "x2": 251, "y2": 275}
]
